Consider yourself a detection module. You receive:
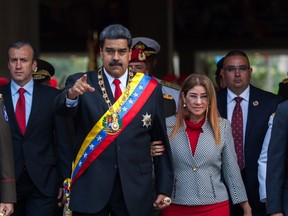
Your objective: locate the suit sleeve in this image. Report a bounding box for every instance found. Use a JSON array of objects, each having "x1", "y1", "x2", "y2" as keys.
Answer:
[
  {"x1": 151, "y1": 85, "x2": 174, "y2": 197},
  {"x1": 54, "y1": 114, "x2": 73, "y2": 183},
  {"x1": 0, "y1": 98, "x2": 16, "y2": 203},
  {"x1": 54, "y1": 73, "x2": 83, "y2": 116},
  {"x1": 266, "y1": 102, "x2": 288, "y2": 214}
]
